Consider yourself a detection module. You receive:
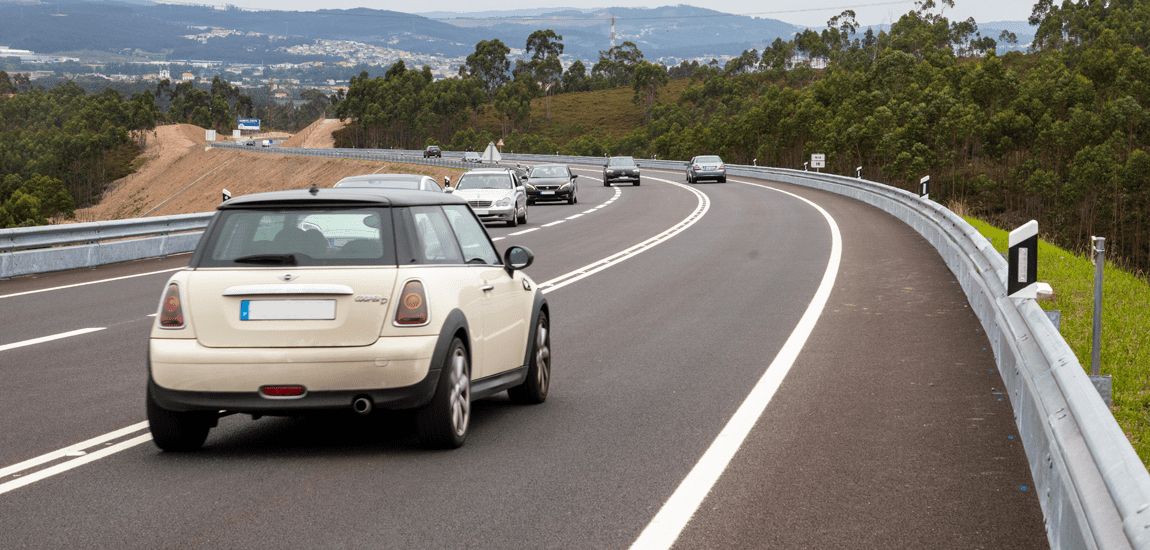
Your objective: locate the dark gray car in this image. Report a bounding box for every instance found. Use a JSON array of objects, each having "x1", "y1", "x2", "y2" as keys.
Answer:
[
  {"x1": 526, "y1": 164, "x2": 578, "y2": 204},
  {"x1": 603, "y1": 156, "x2": 640, "y2": 186}
]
